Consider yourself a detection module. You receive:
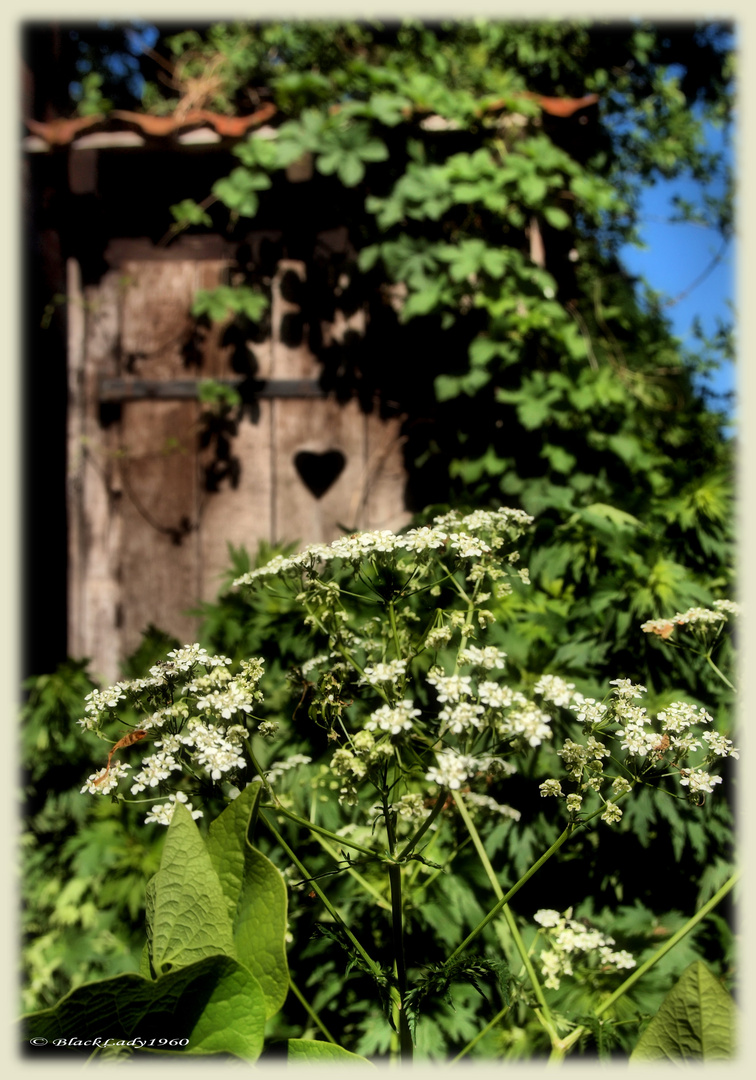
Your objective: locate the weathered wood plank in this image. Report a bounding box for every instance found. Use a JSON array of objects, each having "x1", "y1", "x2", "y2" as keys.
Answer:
[
  {"x1": 120, "y1": 260, "x2": 198, "y2": 379},
  {"x1": 67, "y1": 261, "x2": 124, "y2": 682},
  {"x1": 198, "y1": 400, "x2": 274, "y2": 601},
  {"x1": 273, "y1": 396, "x2": 366, "y2": 543},
  {"x1": 118, "y1": 399, "x2": 202, "y2": 655},
  {"x1": 361, "y1": 411, "x2": 411, "y2": 534}
]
